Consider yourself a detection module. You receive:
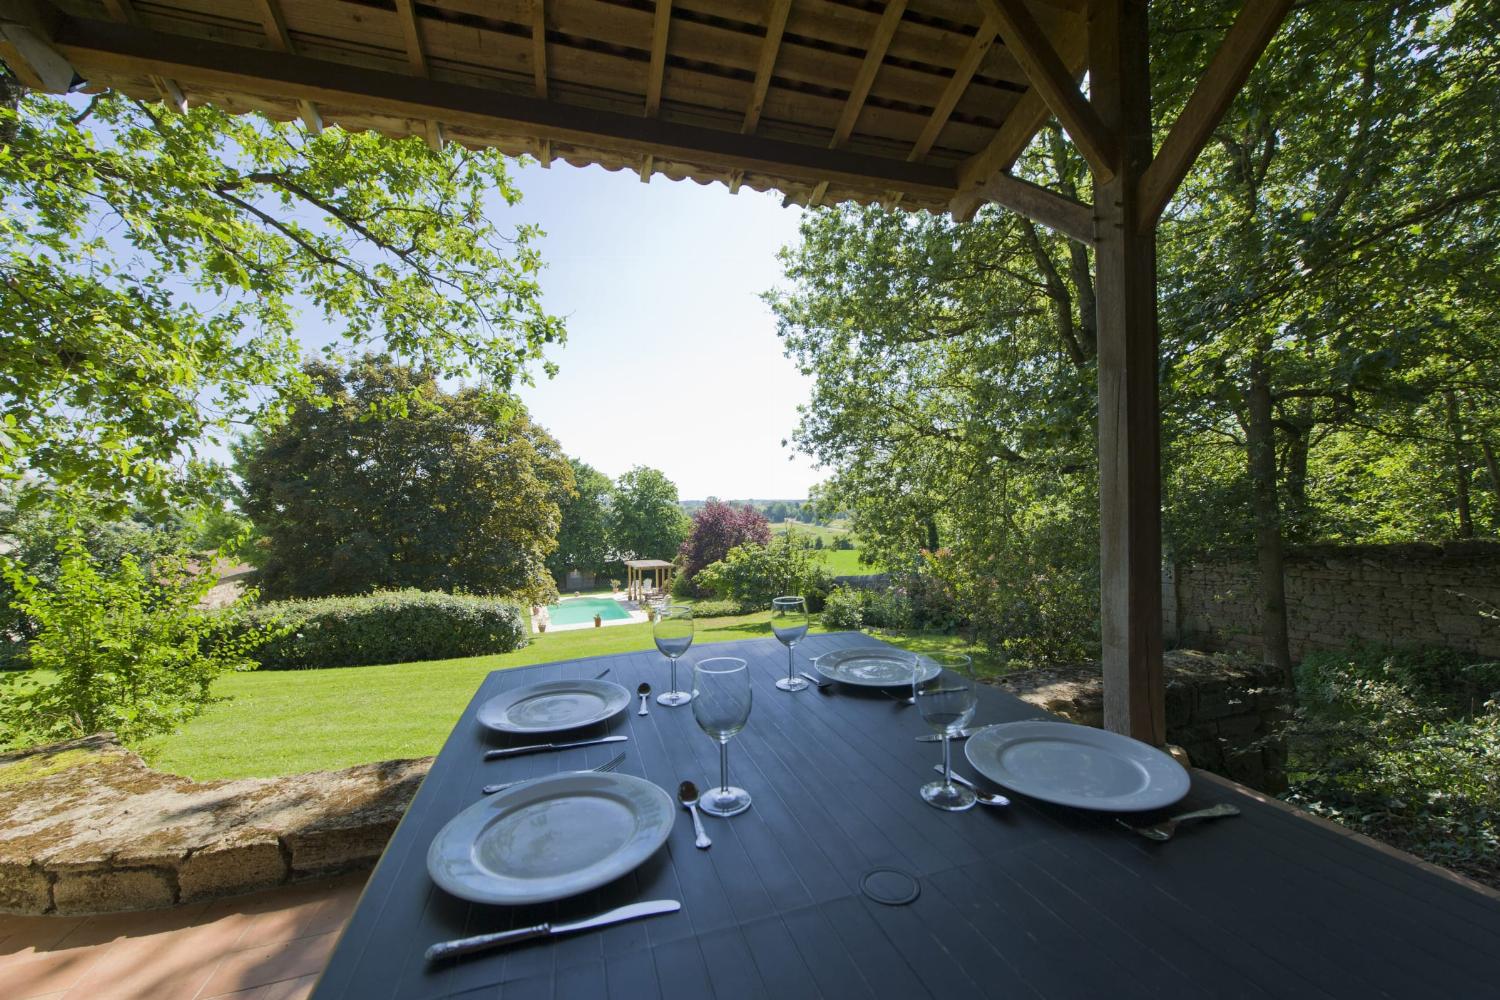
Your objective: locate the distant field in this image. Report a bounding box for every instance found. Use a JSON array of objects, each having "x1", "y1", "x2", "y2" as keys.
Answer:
[
  {"x1": 815, "y1": 548, "x2": 879, "y2": 576},
  {"x1": 770, "y1": 520, "x2": 850, "y2": 542}
]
